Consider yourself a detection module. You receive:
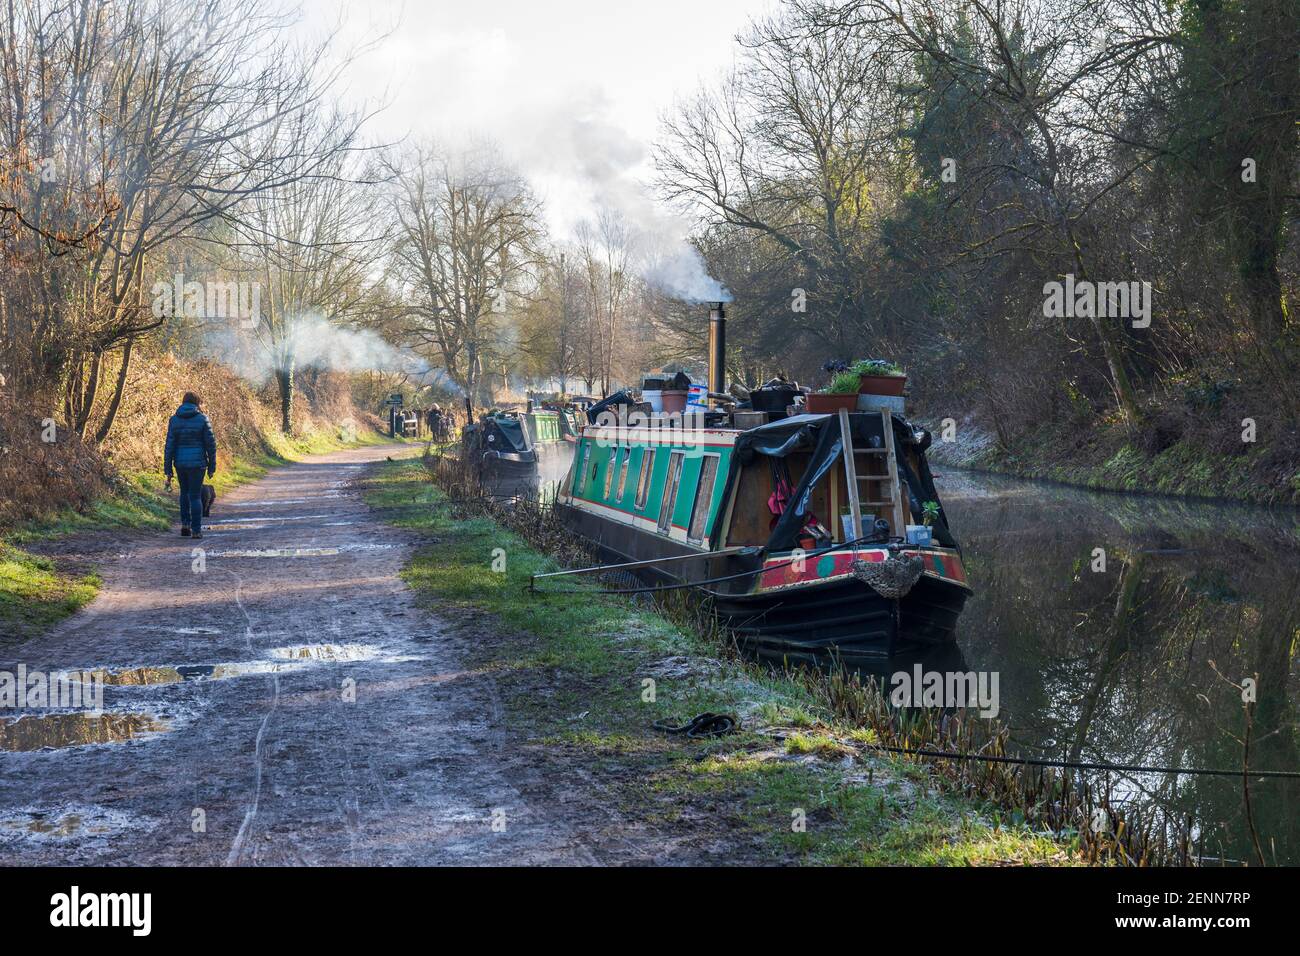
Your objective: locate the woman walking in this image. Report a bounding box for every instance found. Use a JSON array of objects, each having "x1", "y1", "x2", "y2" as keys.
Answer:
[{"x1": 163, "y1": 391, "x2": 217, "y2": 539}]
